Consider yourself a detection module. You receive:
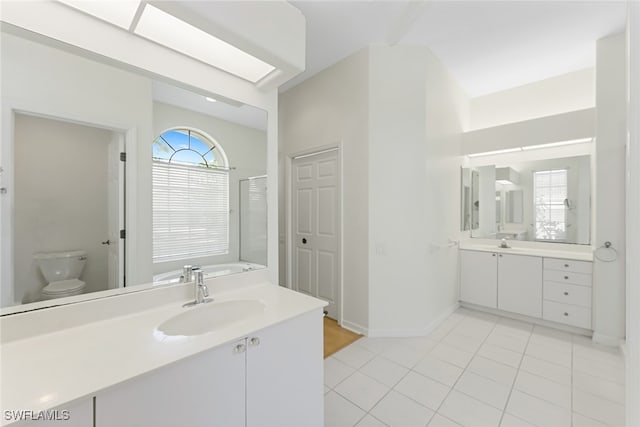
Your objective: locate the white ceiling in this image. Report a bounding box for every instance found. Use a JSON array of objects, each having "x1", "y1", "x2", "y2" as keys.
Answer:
[
  {"x1": 152, "y1": 80, "x2": 267, "y2": 131},
  {"x1": 282, "y1": 1, "x2": 627, "y2": 97}
]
